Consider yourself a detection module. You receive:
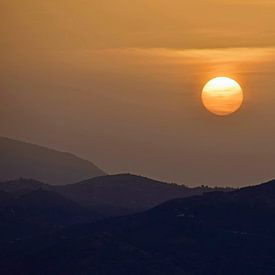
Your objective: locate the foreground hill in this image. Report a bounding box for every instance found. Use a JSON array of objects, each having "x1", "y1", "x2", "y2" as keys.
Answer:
[
  {"x1": 1, "y1": 179, "x2": 274, "y2": 274},
  {"x1": 0, "y1": 175, "x2": 230, "y2": 216},
  {"x1": 0, "y1": 189, "x2": 97, "y2": 242},
  {"x1": 0, "y1": 136, "x2": 105, "y2": 184}
]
